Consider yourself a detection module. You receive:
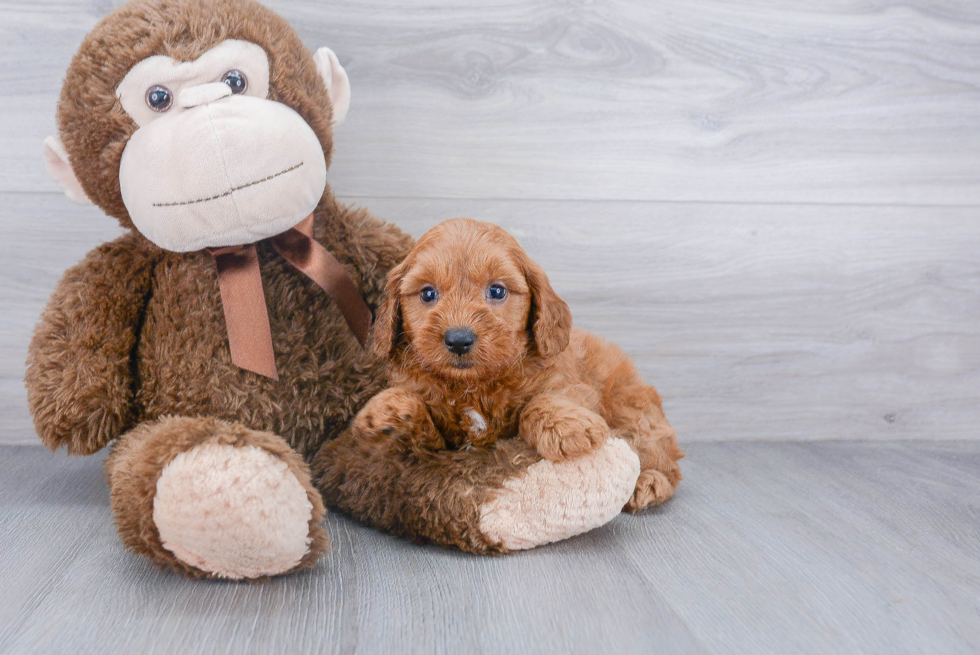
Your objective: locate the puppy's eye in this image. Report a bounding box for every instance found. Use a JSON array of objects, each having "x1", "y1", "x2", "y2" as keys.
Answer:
[
  {"x1": 420, "y1": 286, "x2": 439, "y2": 304},
  {"x1": 221, "y1": 70, "x2": 248, "y2": 94},
  {"x1": 146, "y1": 85, "x2": 173, "y2": 112},
  {"x1": 487, "y1": 284, "x2": 508, "y2": 301}
]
